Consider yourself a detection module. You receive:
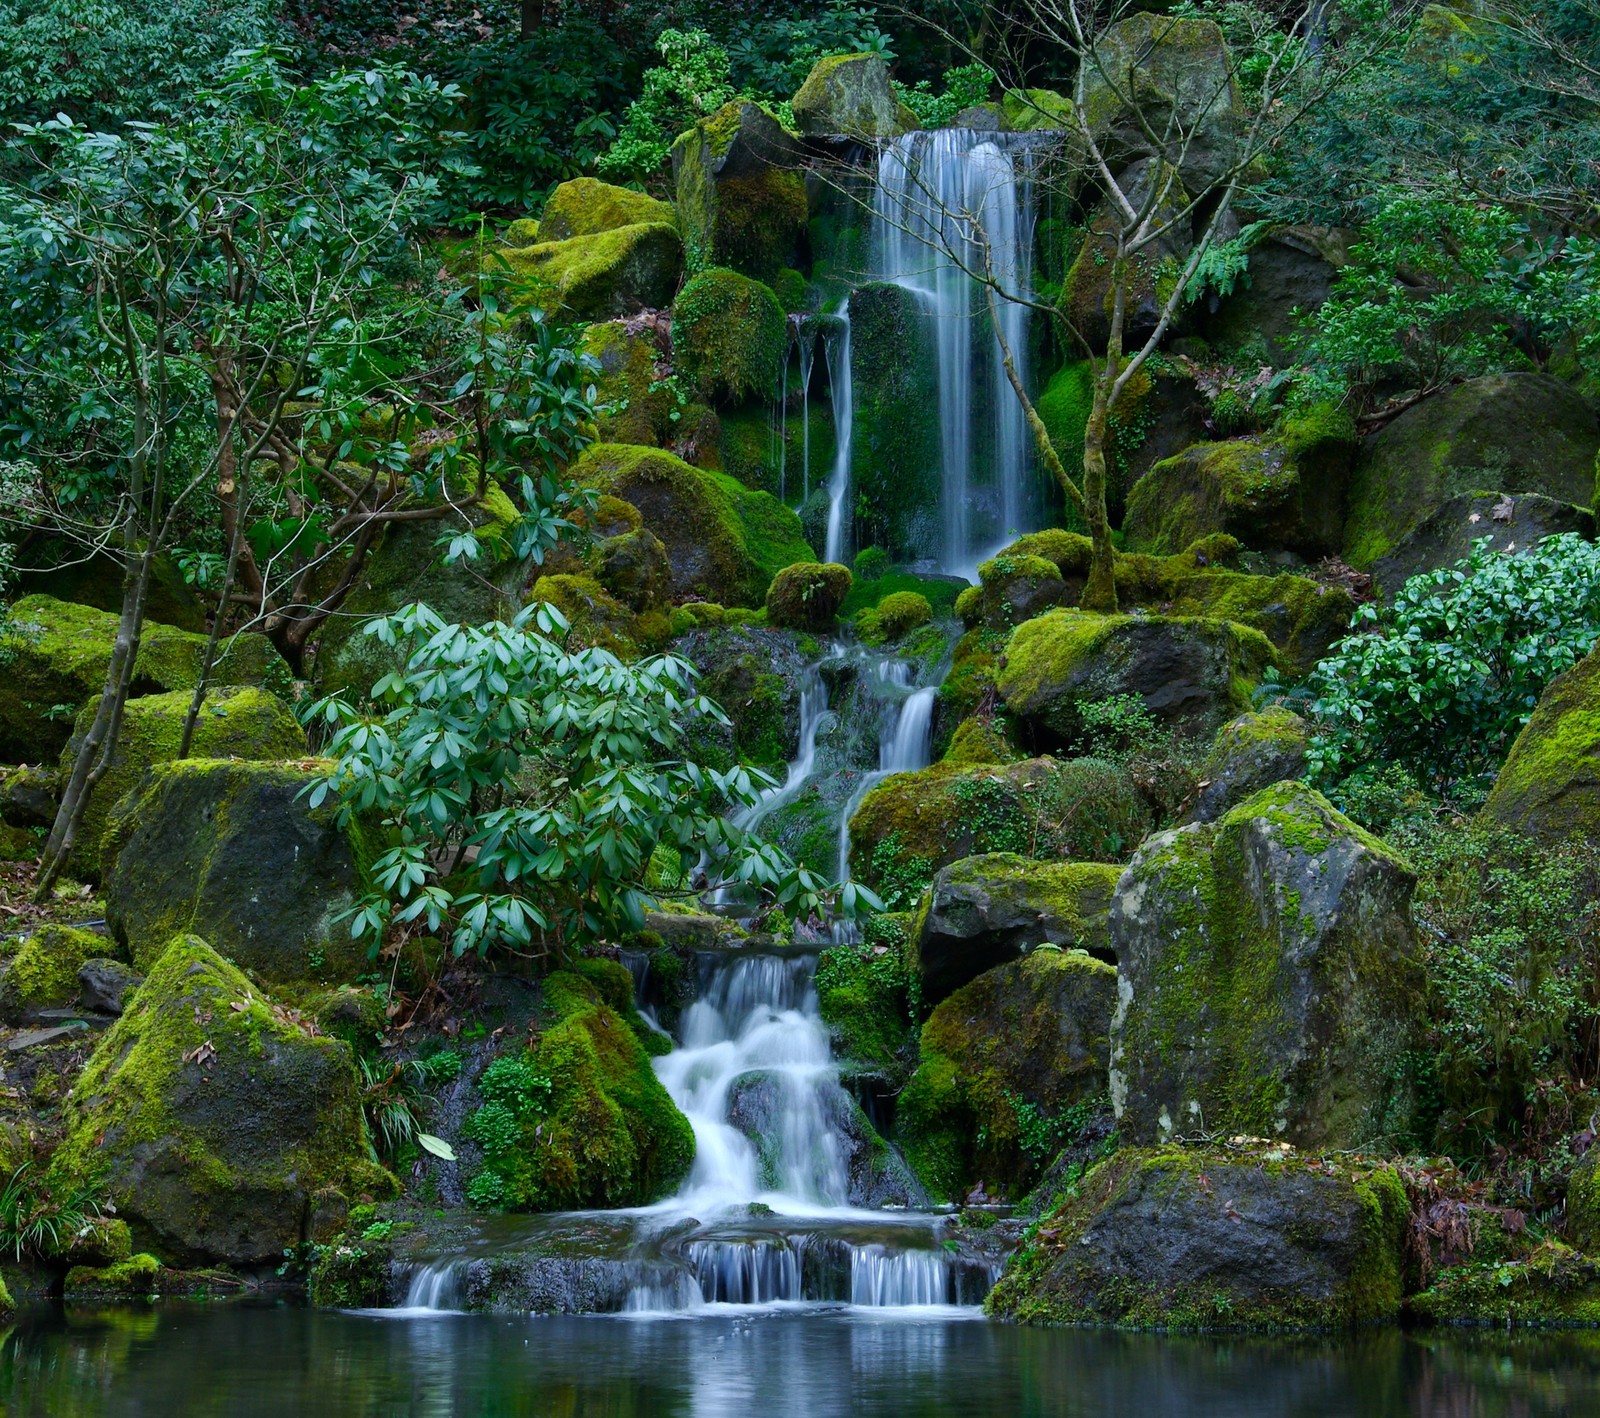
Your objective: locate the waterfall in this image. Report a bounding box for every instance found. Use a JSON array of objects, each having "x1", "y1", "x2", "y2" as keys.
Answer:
[
  {"x1": 800, "y1": 325, "x2": 817, "y2": 503},
  {"x1": 868, "y1": 130, "x2": 1038, "y2": 574},
  {"x1": 834, "y1": 660, "x2": 938, "y2": 884},
  {"x1": 823, "y1": 305, "x2": 853, "y2": 566}
]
